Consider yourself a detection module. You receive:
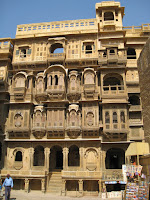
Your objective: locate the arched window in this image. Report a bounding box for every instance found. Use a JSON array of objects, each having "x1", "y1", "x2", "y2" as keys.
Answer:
[
  {"x1": 85, "y1": 45, "x2": 92, "y2": 54},
  {"x1": 15, "y1": 151, "x2": 22, "y2": 161},
  {"x1": 127, "y1": 48, "x2": 136, "y2": 59},
  {"x1": 54, "y1": 75, "x2": 58, "y2": 85},
  {"x1": 120, "y1": 111, "x2": 125, "y2": 123},
  {"x1": 105, "y1": 112, "x2": 110, "y2": 123},
  {"x1": 104, "y1": 77, "x2": 121, "y2": 86},
  {"x1": 85, "y1": 73, "x2": 94, "y2": 84},
  {"x1": 33, "y1": 146, "x2": 44, "y2": 166},
  {"x1": 20, "y1": 49, "x2": 26, "y2": 58},
  {"x1": 15, "y1": 76, "x2": 25, "y2": 88},
  {"x1": 105, "y1": 148, "x2": 125, "y2": 169},
  {"x1": 113, "y1": 112, "x2": 117, "y2": 123},
  {"x1": 68, "y1": 145, "x2": 80, "y2": 166},
  {"x1": 50, "y1": 43, "x2": 64, "y2": 53},
  {"x1": 104, "y1": 12, "x2": 114, "y2": 21}
]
